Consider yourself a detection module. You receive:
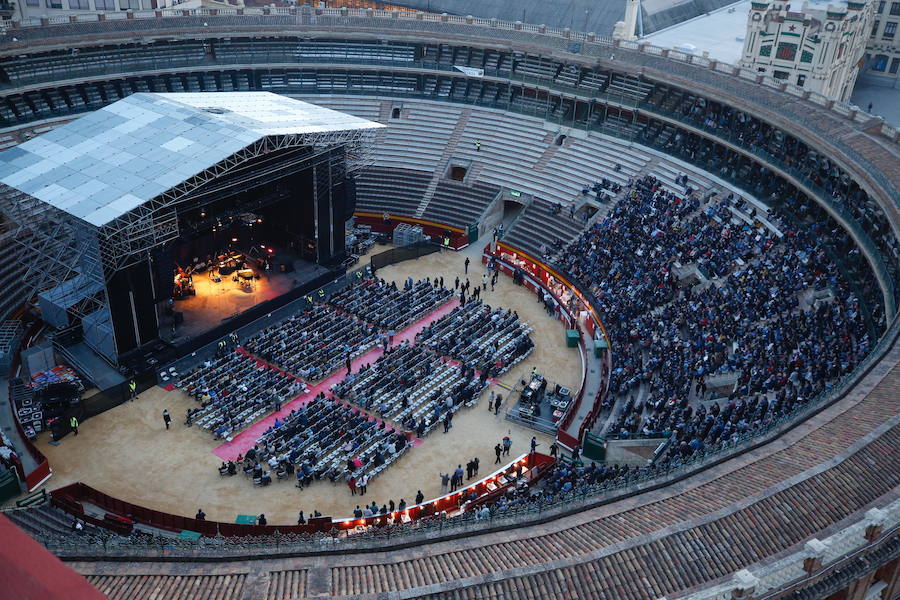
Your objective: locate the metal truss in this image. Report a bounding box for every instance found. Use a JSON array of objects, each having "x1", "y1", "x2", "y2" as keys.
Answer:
[
  {"x1": 0, "y1": 125, "x2": 377, "y2": 365},
  {"x1": 0, "y1": 186, "x2": 110, "y2": 346},
  {"x1": 98, "y1": 127, "x2": 379, "y2": 272}
]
